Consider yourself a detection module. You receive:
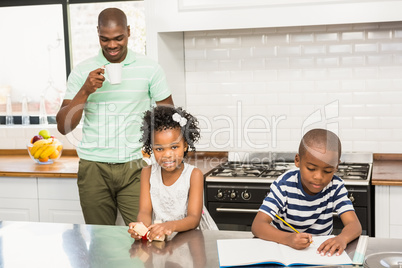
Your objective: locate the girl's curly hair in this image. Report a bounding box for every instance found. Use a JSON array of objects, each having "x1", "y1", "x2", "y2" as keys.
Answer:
[{"x1": 140, "y1": 106, "x2": 201, "y2": 157}]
